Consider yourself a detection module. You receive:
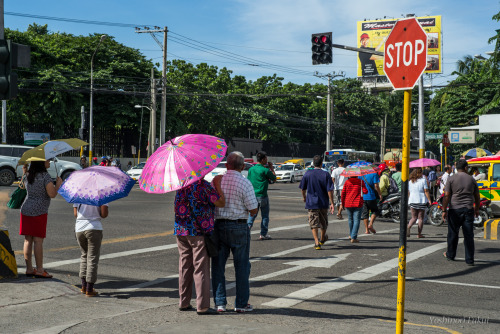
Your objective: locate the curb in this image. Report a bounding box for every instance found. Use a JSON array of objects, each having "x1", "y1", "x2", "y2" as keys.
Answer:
[
  {"x1": 483, "y1": 219, "x2": 499, "y2": 240},
  {"x1": 0, "y1": 228, "x2": 18, "y2": 279}
]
